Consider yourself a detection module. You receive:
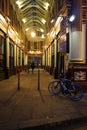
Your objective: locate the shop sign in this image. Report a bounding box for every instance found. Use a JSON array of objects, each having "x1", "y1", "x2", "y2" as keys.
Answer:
[
  {"x1": 60, "y1": 17, "x2": 67, "y2": 52},
  {"x1": 74, "y1": 71, "x2": 86, "y2": 81}
]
